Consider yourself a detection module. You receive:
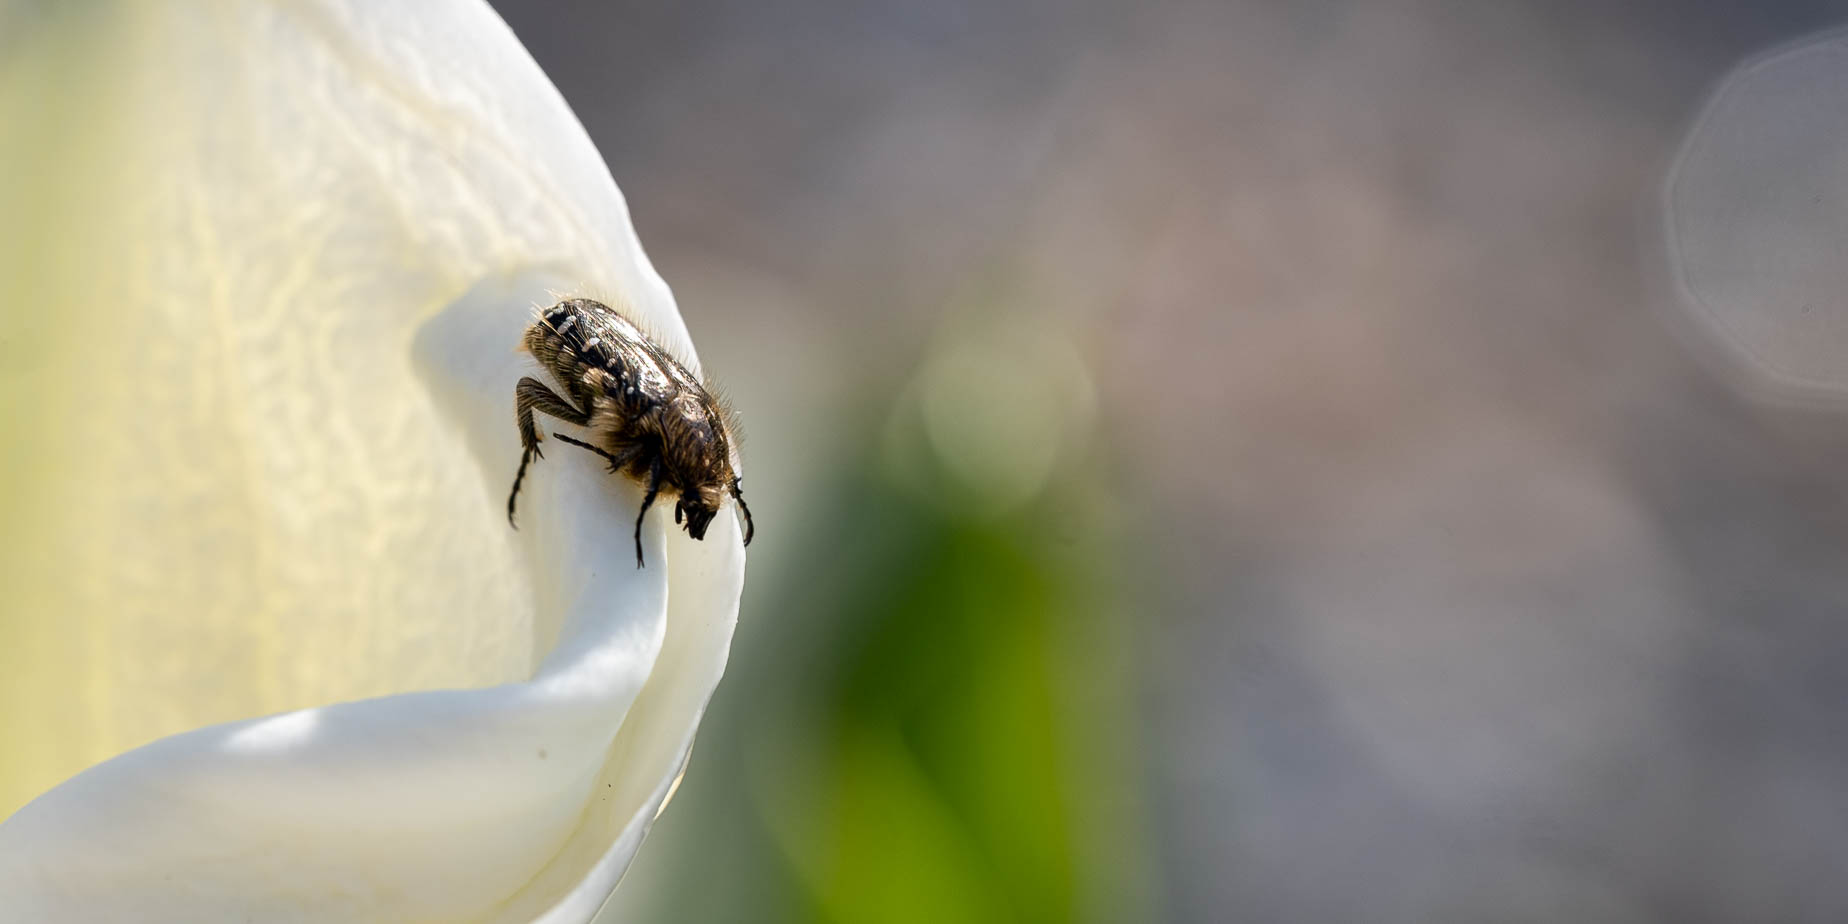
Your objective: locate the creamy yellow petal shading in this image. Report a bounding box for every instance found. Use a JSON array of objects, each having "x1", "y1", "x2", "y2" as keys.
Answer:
[{"x1": 0, "y1": 0, "x2": 743, "y2": 919}]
